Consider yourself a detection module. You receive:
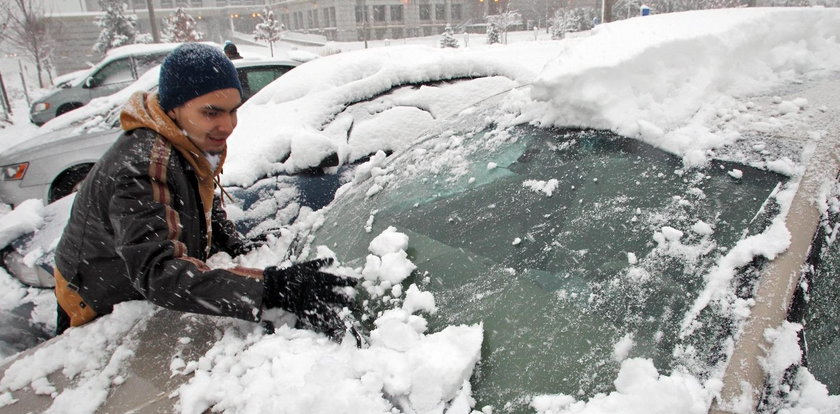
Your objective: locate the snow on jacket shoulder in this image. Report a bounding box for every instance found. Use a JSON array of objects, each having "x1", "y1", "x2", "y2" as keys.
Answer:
[{"x1": 54, "y1": 126, "x2": 265, "y2": 323}]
